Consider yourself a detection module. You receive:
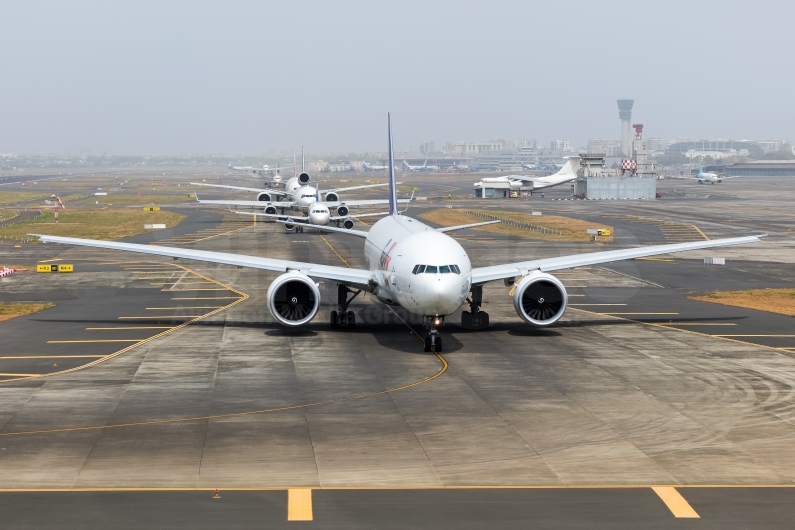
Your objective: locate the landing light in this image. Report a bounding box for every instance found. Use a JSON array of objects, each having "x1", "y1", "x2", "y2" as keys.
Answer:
[{"x1": 434, "y1": 318, "x2": 441, "y2": 326}]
